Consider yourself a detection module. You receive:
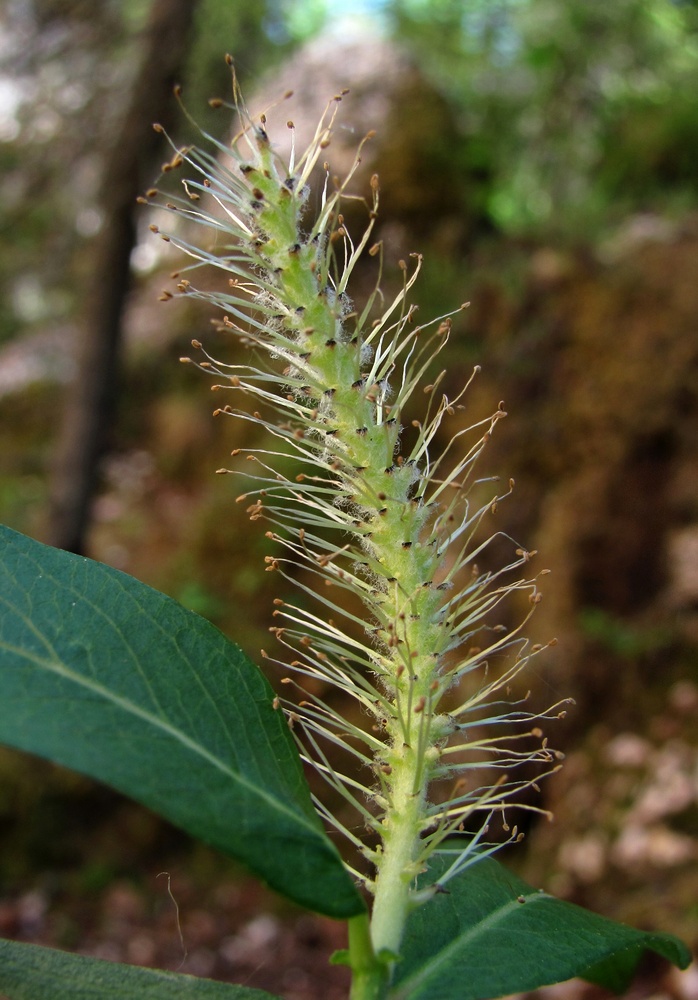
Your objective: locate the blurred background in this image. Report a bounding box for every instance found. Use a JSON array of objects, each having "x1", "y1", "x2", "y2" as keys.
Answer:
[{"x1": 0, "y1": 1, "x2": 696, "y2": 997}]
